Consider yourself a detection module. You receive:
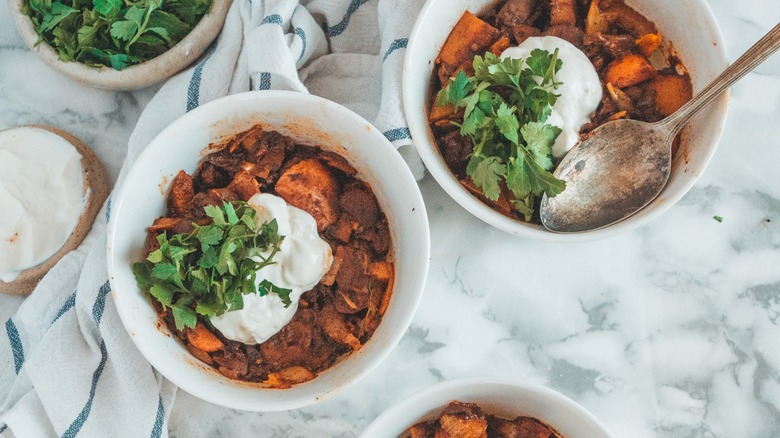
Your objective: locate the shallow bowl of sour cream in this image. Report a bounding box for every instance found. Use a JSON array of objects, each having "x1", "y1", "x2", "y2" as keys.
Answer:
[
  {"x1": 106, "y1": 91, "x2": 430, "y2": 411},
  {"x1": 404, "y1": 0, "x2": 728, "y2": 241}
]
